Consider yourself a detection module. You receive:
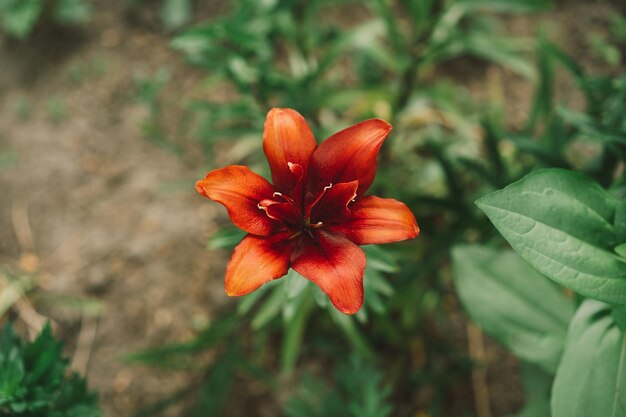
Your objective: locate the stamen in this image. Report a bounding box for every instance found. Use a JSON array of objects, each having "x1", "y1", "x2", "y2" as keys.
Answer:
[
  {"x1": 307, "y1": 183, "x2": 333, "y2": 217},
  {"x1": 258, "y1": 200, "x2": 280, "y2": 220}
]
